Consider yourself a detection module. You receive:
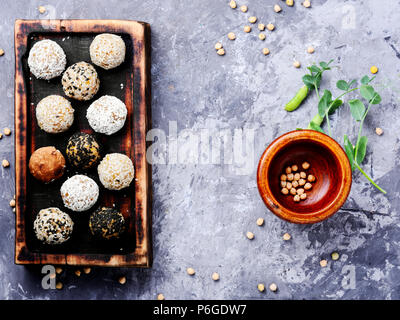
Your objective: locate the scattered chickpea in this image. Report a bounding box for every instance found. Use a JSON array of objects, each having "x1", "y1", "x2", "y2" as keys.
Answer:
[
  {"x1": 280, "y1": 181, "x2": 287, "y2": 188},
  {"x1": 300, "y1": 193, "x2": 307, "y2": 200},
  {"x1": 300, "y1": 172, "x2": 307, "y2": 179},
  {"x1": 287, "y1": 173, "x2": 294, "y2": 181},
  {"x1": 259, "y1": 33, "x2": 266, "y2": 41},
  {"x1": 240, "y1": 5, "x2": 248, "y2": 13},
  {"x1": 307, "y1": 46, "x2": 315, "y2": 54},
  {"x1": 246, "y1": 231, "x2": 254, "y2": 240},
  {"x1": 293, "y1": 61, "x2": 301, "y2": 68},
  {"x1": 229, "y1": 0, "x2": 237, "y2": 9},
  {"x1": 4, "y1": 128, "x2": 11, "y2": 135},
  {"x1": 307, "y1": 175, "x2": 316, "y2": 182},
  {"x1": 286, "y1": 182, "x2": 292, "y2": 189},
  {"x1": 38, "y1": 6, "x2": 46, "y2": 14},
  {"x1": 55, "y1": 267, "x2": 63, "y2": 274},
  {"x1": 303, "y1": 0, "x2": 311, "y2": 8},
  {"x1": 298, "y1": 178, "x2": 306, "y2": 186},
  {"x1": 274, "y1": 4, "x2": 282, "y2": 13},
  {"x1": 258, "y1": 23, "x2": 265, "y2": 31},
  {"x1": 286, "y1": 0, "x2": 294, "y2": 7},
  {"x1": 281, "y1": 188, "x2": 289, "y2": 195},
  {"x1": 290, "y1": 188, "x2": 297, "y2": 195},
  {"x1": 331, "y1": 252, "x2": 340, "y2": 261},
  {"x1": 157, "y1": 293, "x2": 165, "y2": 300},
  {"x1": 187, "y1": 267, "x2": 195, "y2": 275},
  {"x1": 297, "y1": 188, "x2": 305, "y2": 195},
  {"x1": 370, "y1": 66, "x2": 378, "y2": 74},
  {"x1": 228, "y1": 32, "x2": 236, "y2": 40},
  {"x1": 0, "y1": 133, "x2": 2, "y2": 139},
  {"x1": 375, "y1": 127, "x2": 383, "y2": 136},
  {"x1": 285, "y1": 167, "x2": 292, "y2": 174},
  {"x1": 292, "y1": 181, "x2": 299, "y2": 188},
  {"x1": 269, "y1": 283, "x2": 278, "y2": 292},
  {"x1": 249, "y1": 16, "x2": 257, "y2": 24},
  {"x1": 267, "y1": 23, "x2": 275, "y2": 31},
  {"x1": 302, "y1": 162, "x2": 310, "y2": 170},
  {"x1": 215, "y1": 42, "x2": 223, "y2": 50},
  {"x1": 304, "y1": 182, "x2": 312, "y2": 190},
  {"x1": 283, "y1": 233, "x2": 291, "y2": 241},
  {"x1": 256, "y1": 218, "x2": 264, "y2": 226},
  {"x1": 12, "y1": 208, "x2": 16, "y2": 213},
  {"x1": 320, "y1": 259, "x2": 328, "y2": 267},
  {"x1": 217, "y1": 48, "x2": 225, "y2": 56},
  {"x1": 56, "y1": 282, "x2": 63, "y2": 290},
  {"x1": 291, "y1": 165, "x2": 298, "y2": 172},
  {"x1": 75, "y1": 270, "x2": 81, "y2": 277},
  {"x1": 258, "y1": 283, "x2": 265, "y2": 292},
  {"x1": 244, "y1": 25, "x2": 252, "y2": 33},
  {"x1": 262, "y1": 48, "x2": 270, "y2": 55},
  {"x1": 9, "y1": 199, "x2": 16, "y2": 207},
  {"x1": 294, "y1": 173, "x2": 300, "y2": 181},
  {"x1": 212, "y1": 272, "x2": 220, "y2": 281},
  {"x1": 83, "y1": 267, "x2": 91, "y2": 274},
  {"x1": 0, "y1": 49, "x2": 4, "y2": 56},
  {"x1": 293, "y1": 194, "x2": 300, "y2": 202},
  {"x1": 2, "y1": 160, "x2": 10, "y2": 168},
  {"x1": 119, "y1": 276, "x2": 127, "y2": 284},
  {"x1": 281, "y1": 174, "x2": 287, "y2": 181}
]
